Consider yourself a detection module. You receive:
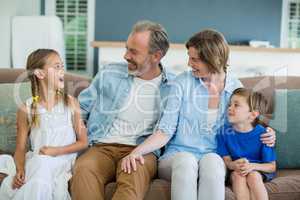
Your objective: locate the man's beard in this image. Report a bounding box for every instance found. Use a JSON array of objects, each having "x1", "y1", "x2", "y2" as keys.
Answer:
[
  {"x1": 127, "y1": 59, "x2": 140, "y2": 76},
  {"x1": 128, "y1": 69, "x2": 140, "y2": 76}
]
